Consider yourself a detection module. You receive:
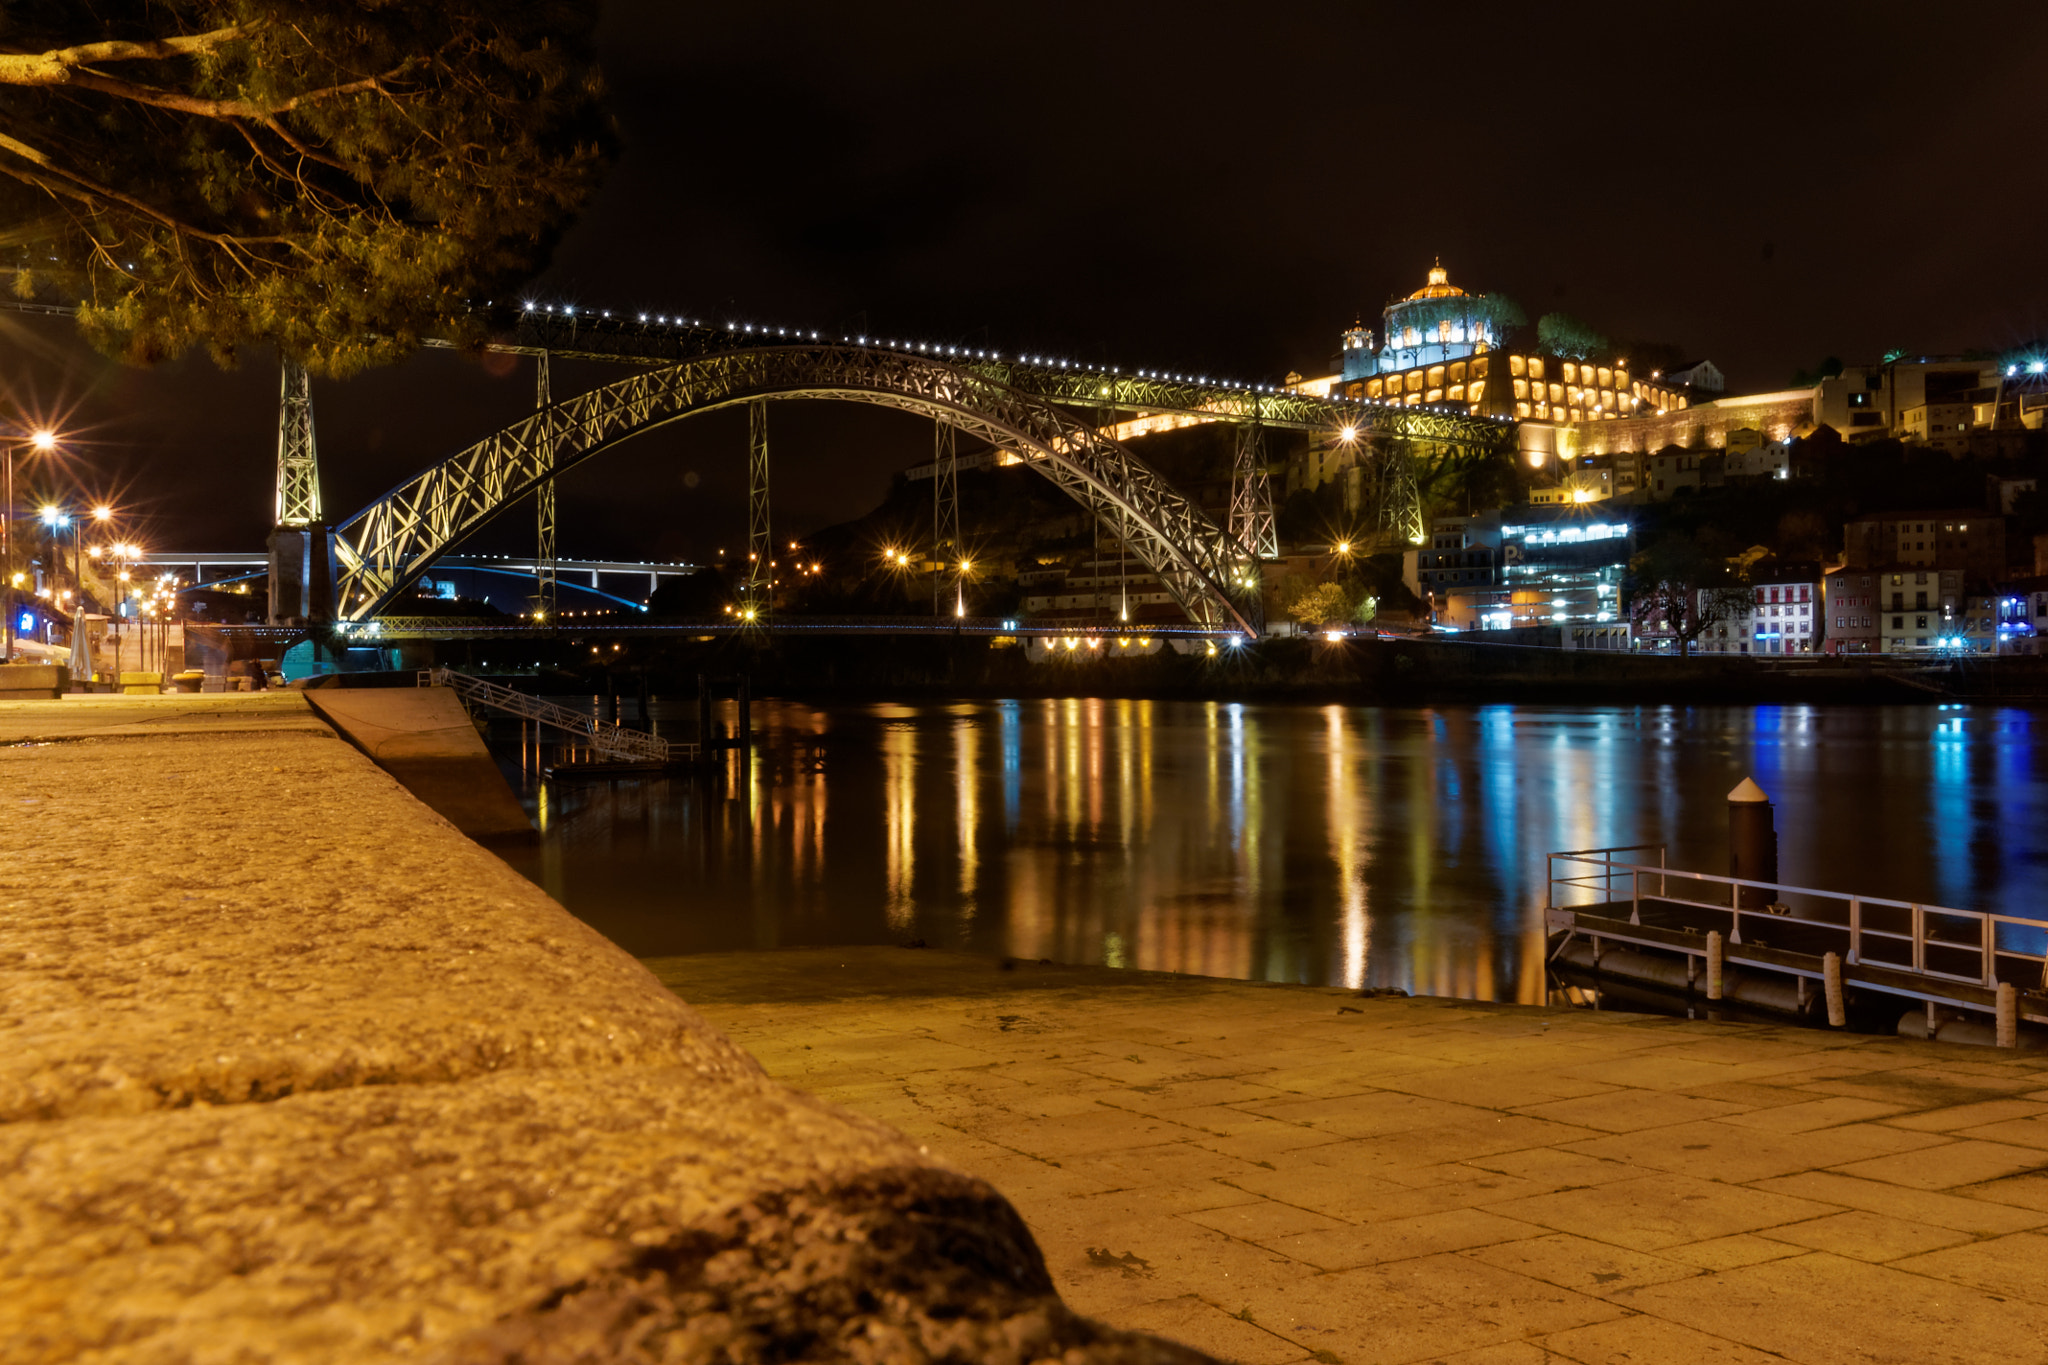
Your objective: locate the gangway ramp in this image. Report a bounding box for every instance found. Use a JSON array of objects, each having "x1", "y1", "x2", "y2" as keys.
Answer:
[{"x1": 418, "y1": 668, "x2": 695, "y2": 764}]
